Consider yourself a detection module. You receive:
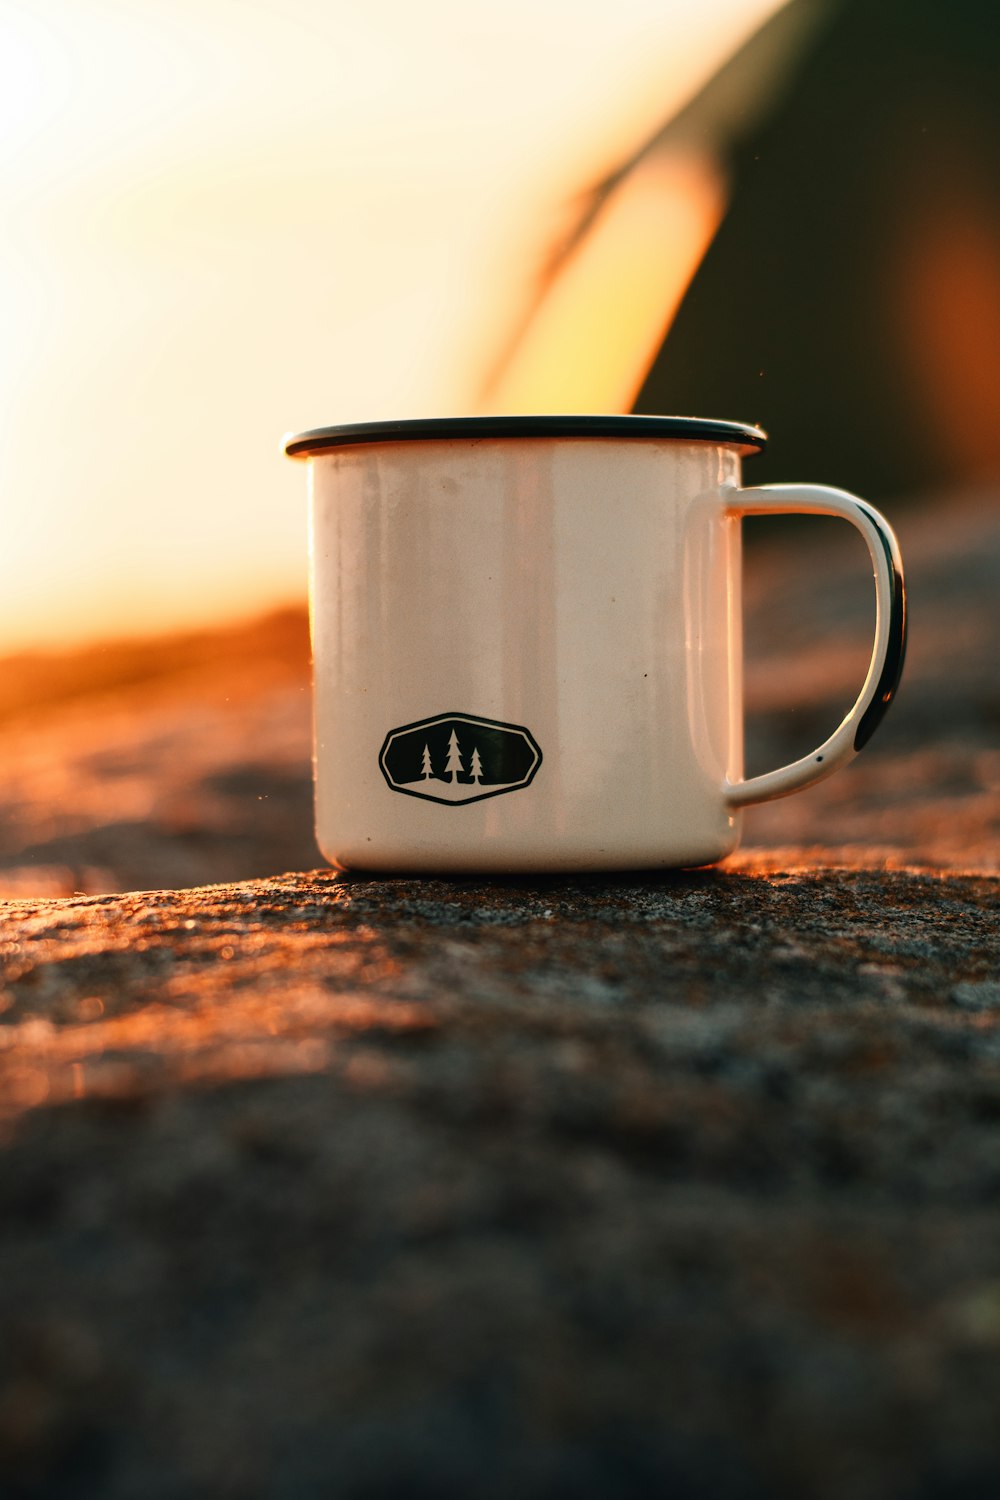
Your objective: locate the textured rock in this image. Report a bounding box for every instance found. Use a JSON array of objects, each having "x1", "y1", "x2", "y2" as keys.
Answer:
[
  {"x1": 2, "y1": 866, "x2": 1000, "y2": 1498},
  {"x1": 0, "y1": 488, "x2": 998, "y2": 1496}
]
